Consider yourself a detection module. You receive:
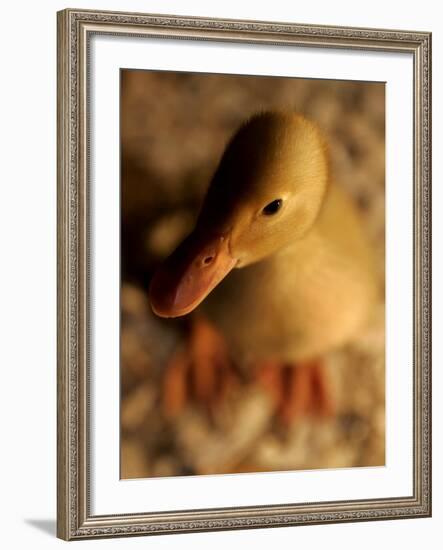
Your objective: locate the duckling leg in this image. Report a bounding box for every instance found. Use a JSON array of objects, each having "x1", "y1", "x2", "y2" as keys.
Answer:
[
  {"x1": 162, "y1": 346, "x2": 190, "y2": 418},
  {"x1": 279, "y1": 363, "x2": 314, "y2": 425},
  {"x1": 309, "y1": 359, "x2": 334, "y2": 417},
  {"x1": 257, "y1": 360, "x2": 334, "y2": 425},
  {"x1": 162, "y1": 315, "x2": 238, "y2": 417}
]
